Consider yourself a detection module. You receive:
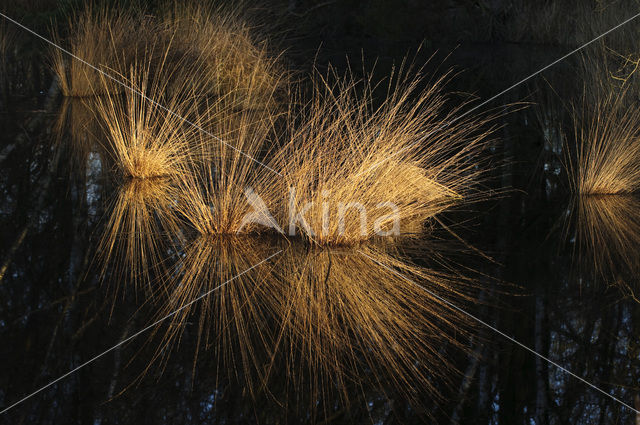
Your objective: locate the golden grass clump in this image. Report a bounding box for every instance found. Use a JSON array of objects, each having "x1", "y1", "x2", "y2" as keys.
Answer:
[
  {"x1": 269, "y1": 67, "x2": 496, "y2": 245},
  {"x1": 172, "y1": 64, "x2": 495, "y2": 245},
  {"x1": 172, "y1": 74, "x2": 284, "y2": 235},
  {"x1": 159, "y1": 1, "x2": 287, "y2": 110},
  {"x1": 567, "y1": 88, "x2": 640, "y2": 195},
  {"x1": 146, "y1": 237, "x2": 474, "y2": 417},
  {"x1": 92, "y1": 55, "x2": 202, "y2": 180},
  {"x1": 51, "y1": 6, "x2": 151, "y2": 97}
]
